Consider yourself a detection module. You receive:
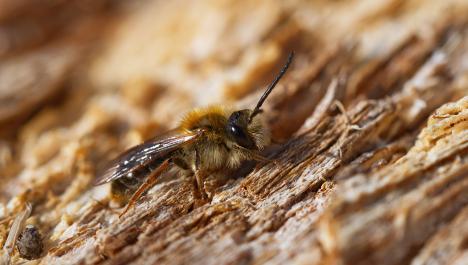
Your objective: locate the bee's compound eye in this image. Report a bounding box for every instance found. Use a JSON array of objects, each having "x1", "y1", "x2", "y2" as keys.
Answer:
[
  {"x1": 229, "y1": 125, "x2": 242, "y2": 136},
  {"x1": 227, "y1": 125, "x2": 255, "y2": 149},
  {"x1": 227, "y1": 110, "x2": 256, "y2": 149},
  {"x1": 228, "y1": 125, "x2": 243, "y2": 139}
]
